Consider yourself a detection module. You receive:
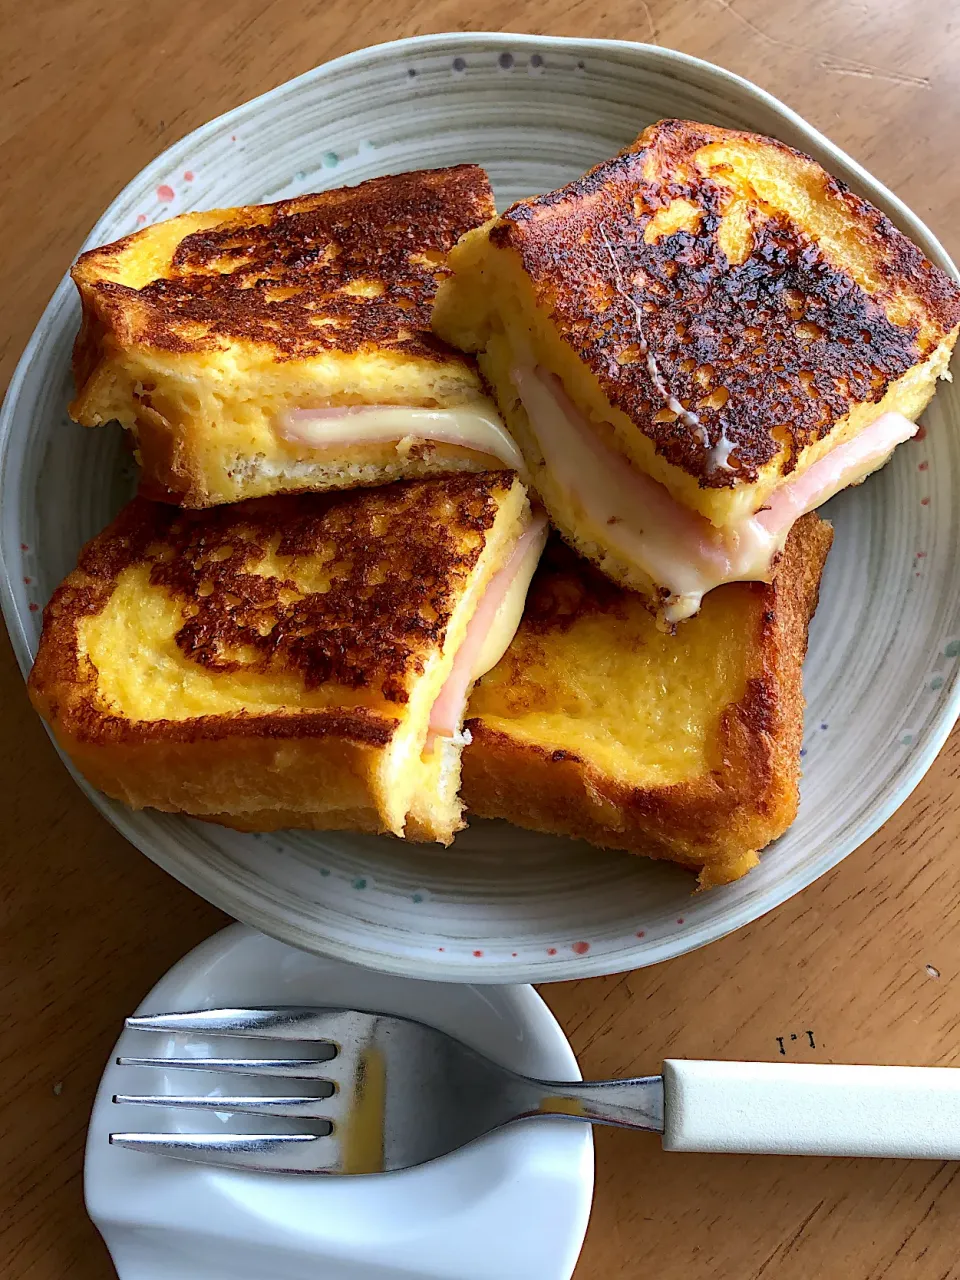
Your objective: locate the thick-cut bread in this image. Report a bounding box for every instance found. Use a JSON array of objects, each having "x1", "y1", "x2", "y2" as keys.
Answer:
[
  {"x1": 70, "y1": 166, "x2": 515, "y2": 508},
  {"x1": 28, "y1": 474, "x2": 532, "y2": 843},
  {"x1": 434, "y1": 120, "x2": 958, "y2": 614},
  {"x1": 461, "y1": 512, "x2": 833, "y2": 886}
]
